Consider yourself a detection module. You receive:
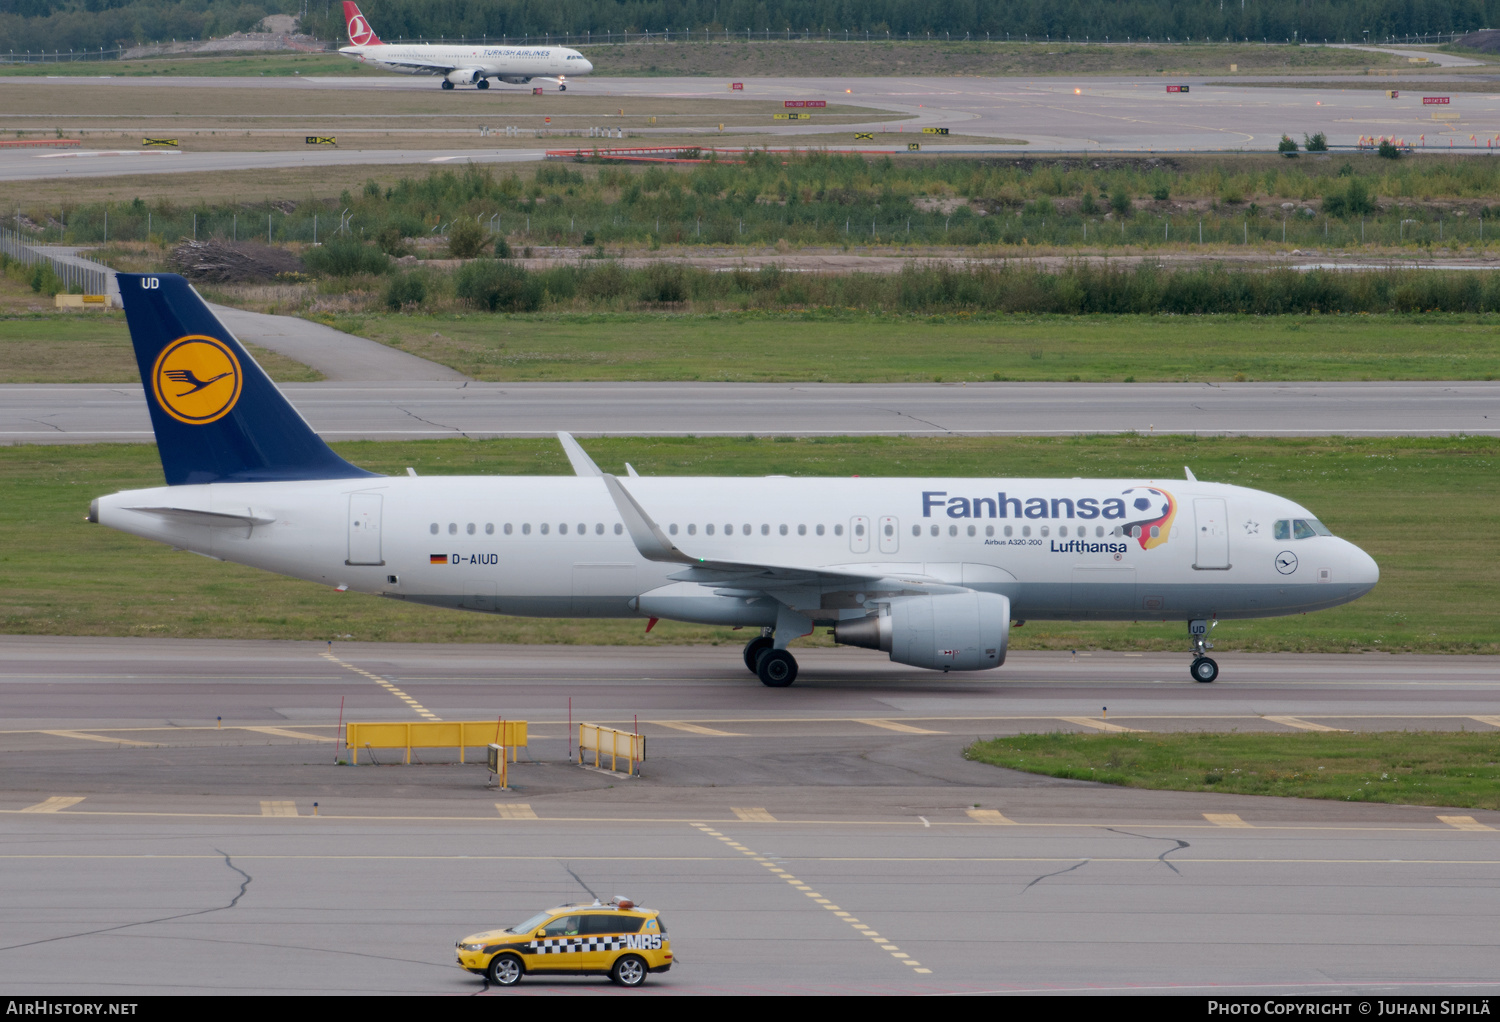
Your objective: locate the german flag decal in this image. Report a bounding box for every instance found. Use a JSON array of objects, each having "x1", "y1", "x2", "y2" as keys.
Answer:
[{"x1": 430, "y1": 554, "x2": 448, "y2": 564}]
